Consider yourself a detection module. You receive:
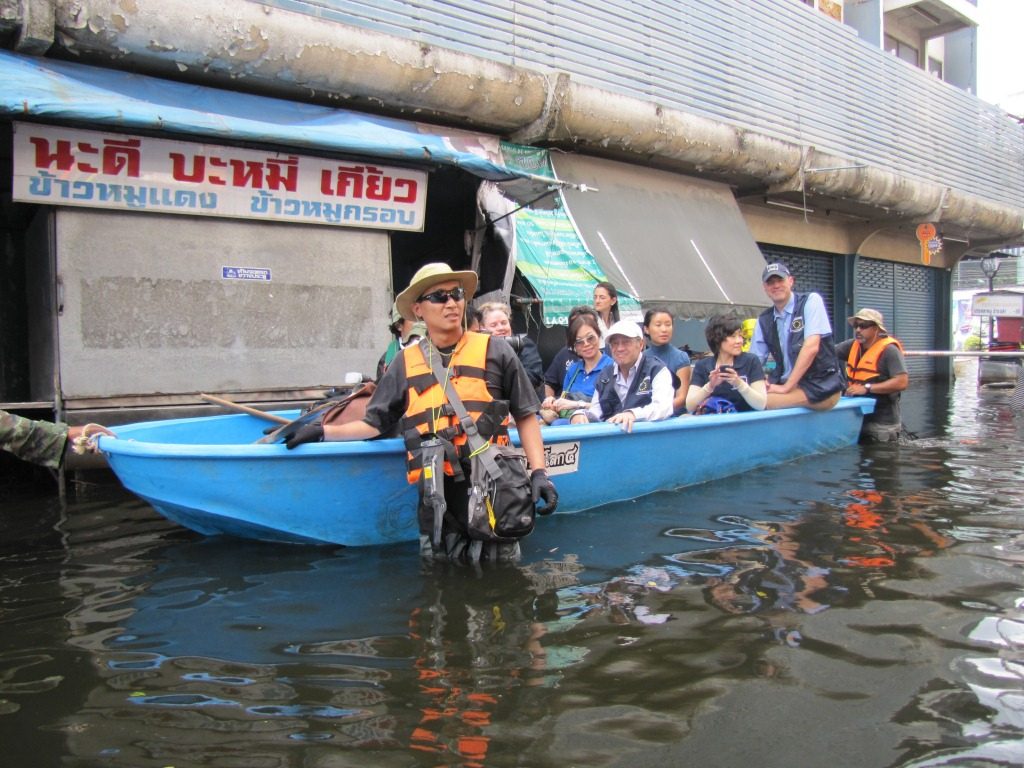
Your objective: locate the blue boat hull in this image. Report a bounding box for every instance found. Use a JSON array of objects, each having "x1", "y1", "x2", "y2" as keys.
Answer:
[{"x1": 99, "y1": 398, "x2": 873, "y2": 547}]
